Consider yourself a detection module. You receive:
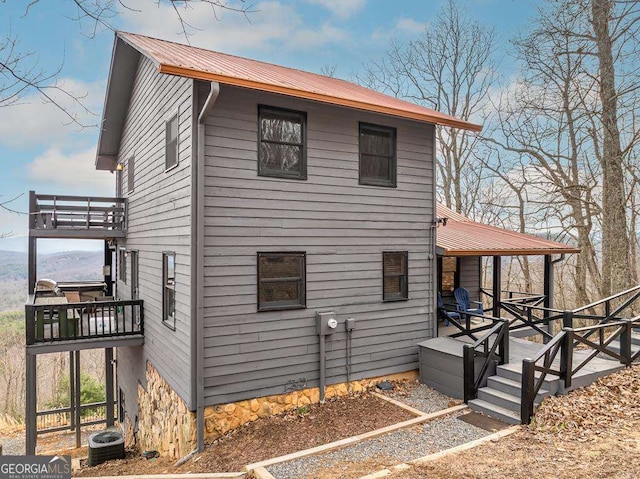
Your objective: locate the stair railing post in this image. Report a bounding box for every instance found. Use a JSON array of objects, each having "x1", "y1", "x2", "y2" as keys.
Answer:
[
  {"x1": 521, "y1": 359, "x2": 535, "y2": 424},
  {"x1": 463, "y1": 344, "x2": 475, "y2": 403},
  {"x1": 499, "y1": 321, "x2": 509, "y2": 365},
  {"x1": 620, "y1": 320, "x2": 632, "y2": 366},
  {"x1": 561, "y1": 328, "x2": 573, "y2": 389}
]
